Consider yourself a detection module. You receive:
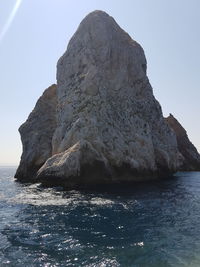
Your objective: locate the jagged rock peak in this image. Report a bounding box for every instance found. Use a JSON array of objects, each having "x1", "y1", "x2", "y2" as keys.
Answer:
[
  {"x1": 165, "y1": 114, "x2": 200, "y2": 171},
  {"x1": 67, "y1": 10, "x2": 139, "y2": 49},
  {"x1": 166, "y1": 114, "x2": 187, "y2": 135},
  {"x1": 57, "y1": 10, "x2": 146, "y2": 85},
  {"x1": 76, "y1": 10, "x2": 117, "y2": 29},
  {"x1": 16, "y1": 11, "x2": 182, "y2": 188}
]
